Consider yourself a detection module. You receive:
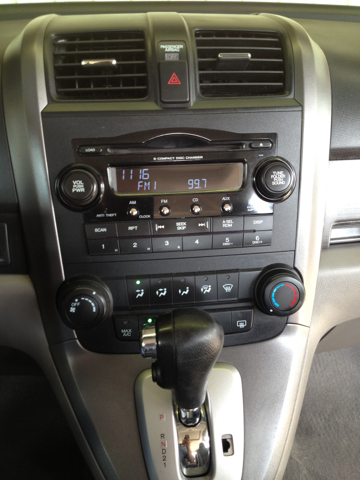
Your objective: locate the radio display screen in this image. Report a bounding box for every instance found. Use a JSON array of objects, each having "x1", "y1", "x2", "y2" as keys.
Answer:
[{"x1": 108, "y1": 163, "x2": 244, "y2": 196}]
